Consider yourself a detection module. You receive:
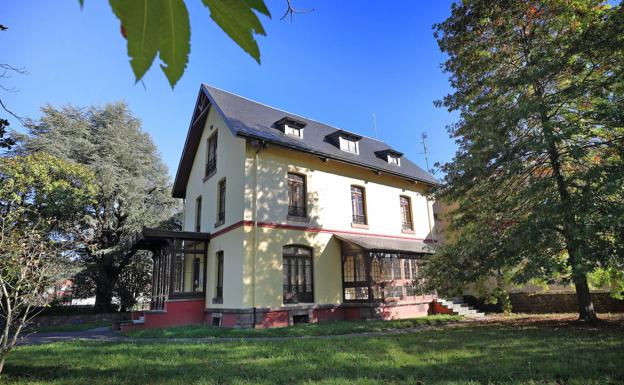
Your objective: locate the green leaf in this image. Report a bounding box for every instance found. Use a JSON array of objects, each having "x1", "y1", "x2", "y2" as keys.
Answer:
[
  {"x1": 202, "y1": 0, "x2": 271, "y2": 64},
  {"x1": 78, "y1": 0, "x2": 84, "y2": 8},
  {"x1": 158, "y1": 0, "x2": 190, "y2": 88},
  {"x1": 109, "y1": 0, "x2": 161, "y2": 82}
]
